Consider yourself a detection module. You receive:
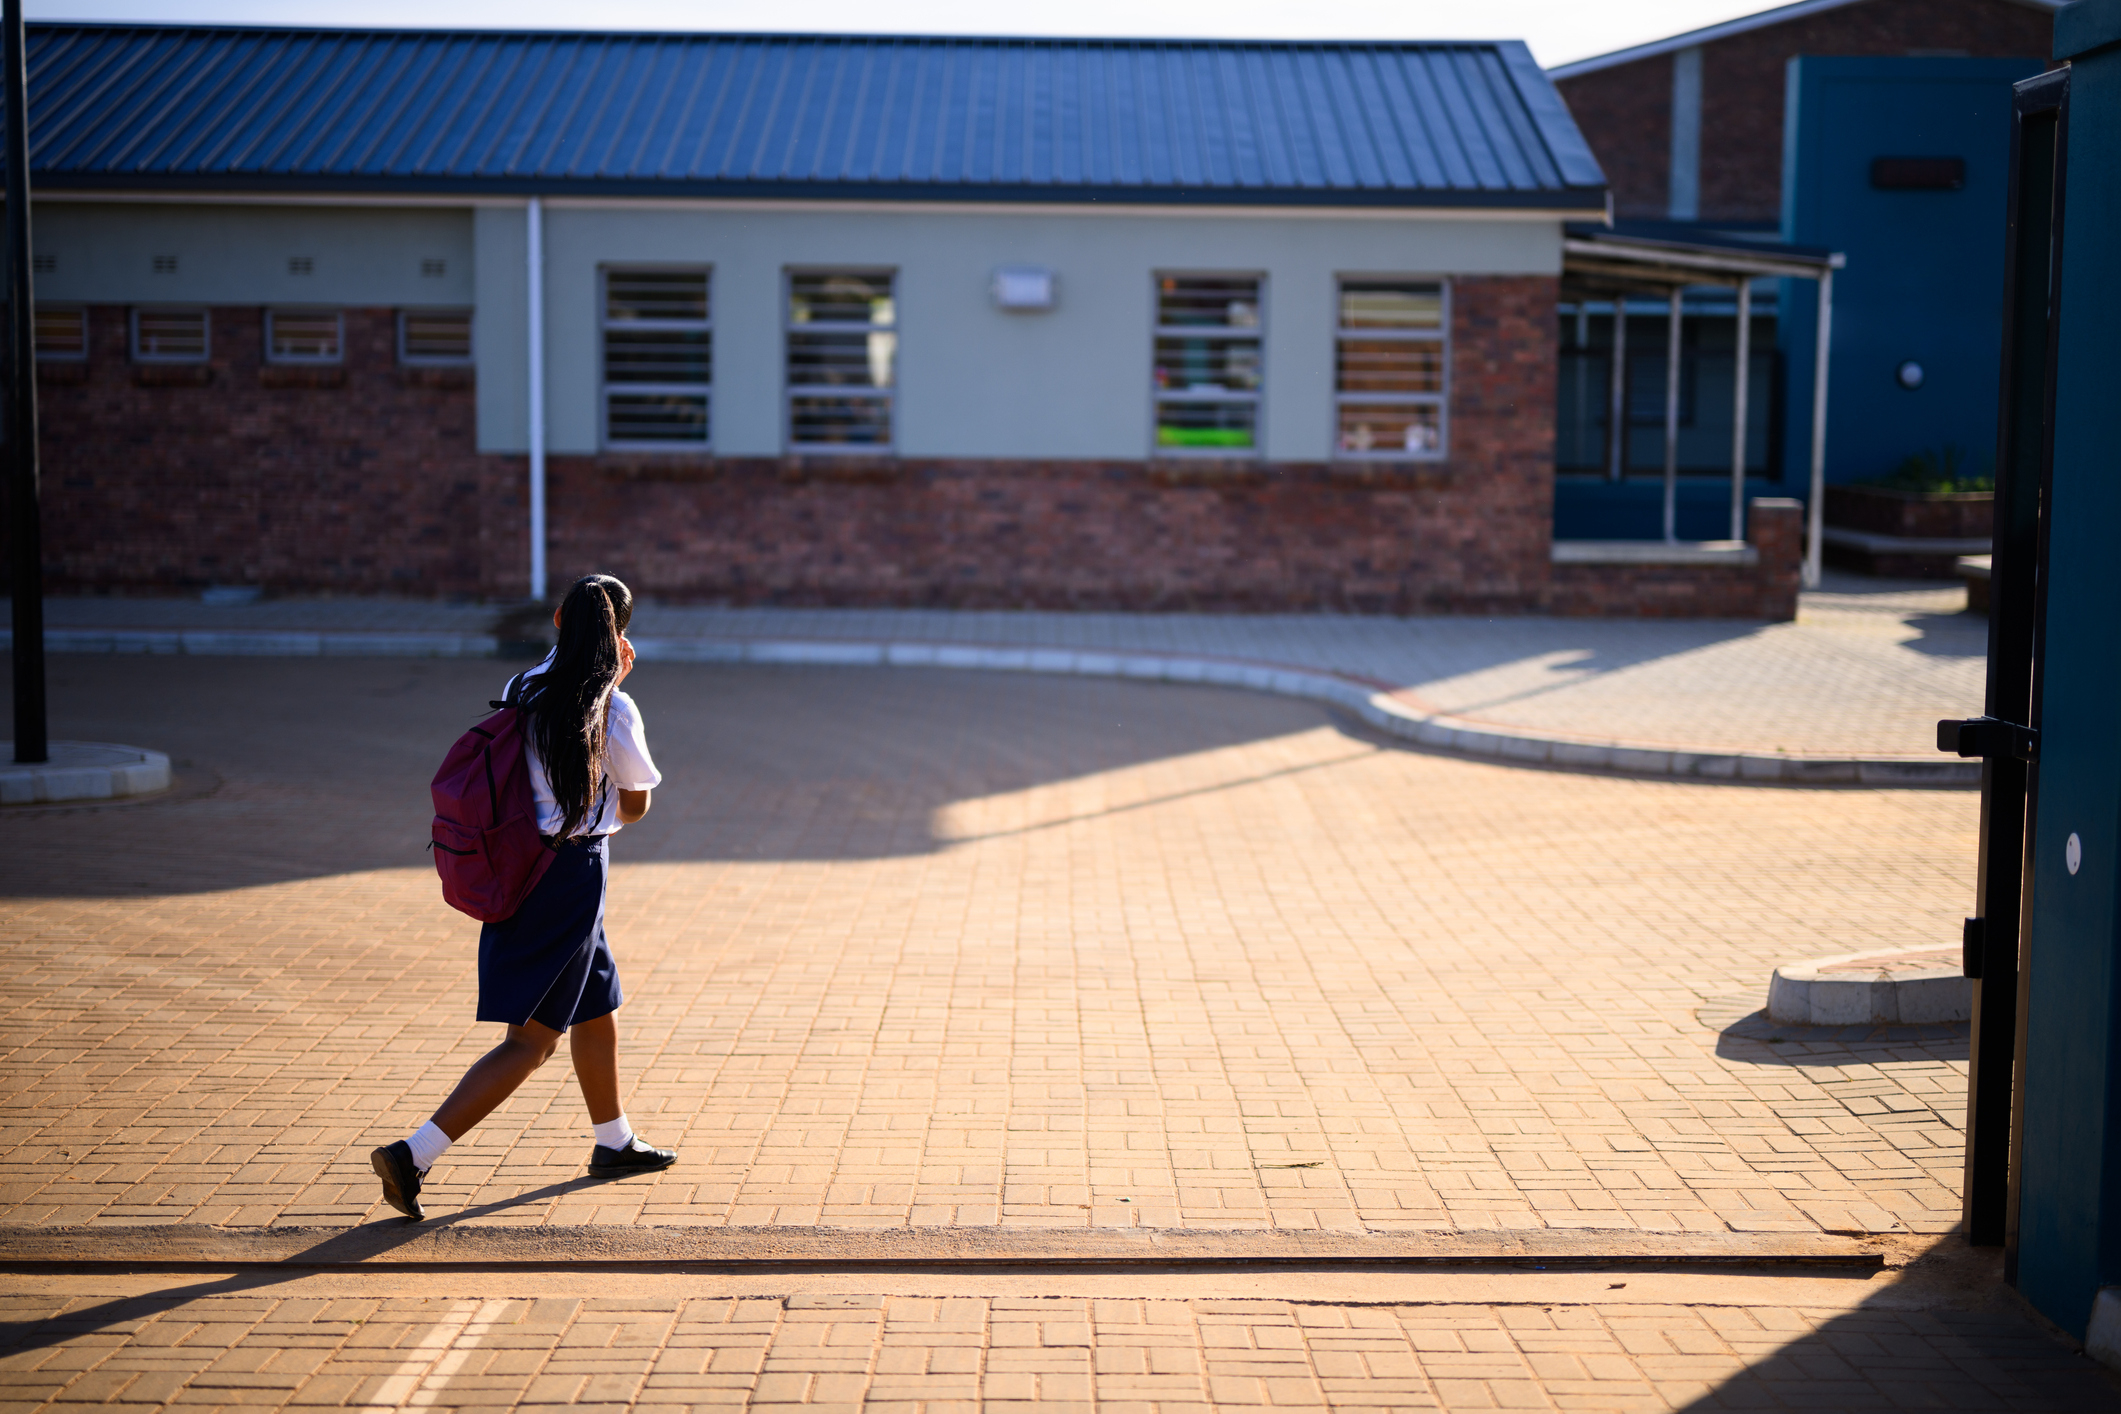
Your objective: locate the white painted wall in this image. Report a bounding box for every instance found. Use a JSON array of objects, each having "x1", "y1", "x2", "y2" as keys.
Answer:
[
  {"x1": 28, "y1": 197, "x2": 1563, "y2": 464},
  {"x1": 529, "y1": 203, "x2": 1562, "y2": 462},
  {"x1": 32, "y1": 201, "x2": 474, "y2": 307},
  {"x1": 474, "y1": 205, "x2": 529, "y2": 458}
]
